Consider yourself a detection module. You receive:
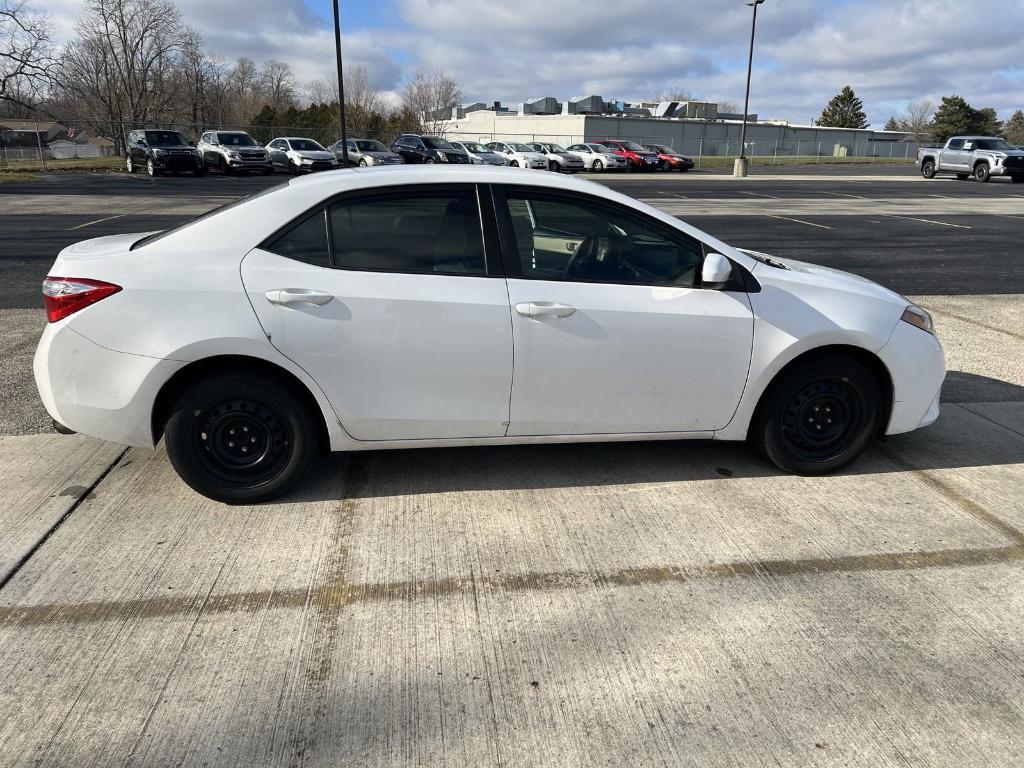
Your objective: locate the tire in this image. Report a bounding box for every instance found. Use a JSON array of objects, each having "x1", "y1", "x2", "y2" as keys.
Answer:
[
  {"x1": 955, "y1": 173, "x2": 969, "y2": 180},
  {"x1": 194, "y1": 165, "x2": 206, "y2": 177},
  {"x1": 920, "y1": 159, "x2": 936, "y2": 179},
  {"x1": 751, "y1": 354, "x2": 881, "y2": 475},
  {"x1": 1011, "y1": 175, "x2": 1024, "y2": 184},
  {"x1": 220, "y1": 157, "x2": 233, "y2": 175},
  {"x1": 549, "y1": 161, "x2": 560, "y2": 172},
  {"x1": 164, "y1": 374, "x2": 318, "y2": 504},
  {"x1": 974, "y1": 163, "x2": 991, "y2": 182},
  {"x1": 146, "y1": 158, "x2": 160, "y2": 177},
  {"x1": 659, "y1": 160, "x2": 670, "y2": 171},
  {"x1": 510, "y1": 160, "x2": 519, "y2": 167},
  {"x1": 358, "y1": 158, "x2": 367, "y2": 167},
  {"x1": 592, "y1": 159, "x2": 603, "y2": 172},
  {"x1": 125, "y1": 156, "x2": 135, "y2": 173},
  {"x1": 288, "y1": 160, "x2": 299, "y2": 176},
  {"x1": 425, "y1": 158, "x2": 435, "y2": 165}
]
